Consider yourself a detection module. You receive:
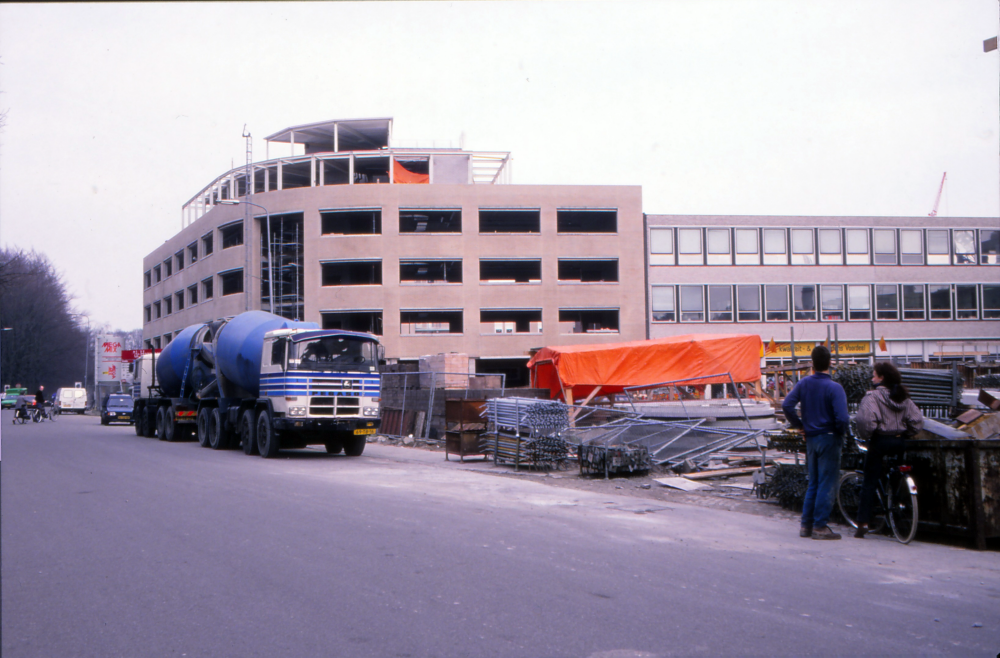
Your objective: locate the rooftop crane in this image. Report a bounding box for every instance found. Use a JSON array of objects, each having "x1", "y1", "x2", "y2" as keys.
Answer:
[{"x1": 928, "y1": 172, "x2": 947, "y2": 217}]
